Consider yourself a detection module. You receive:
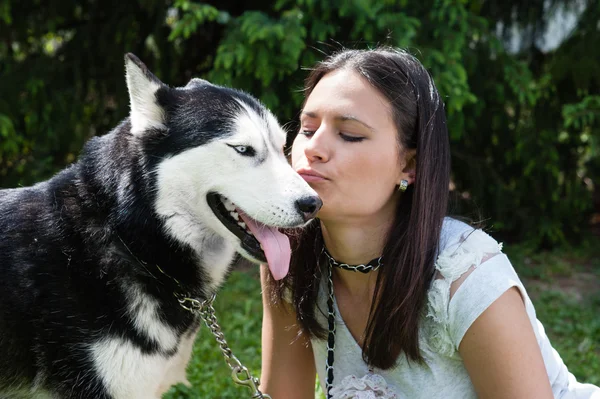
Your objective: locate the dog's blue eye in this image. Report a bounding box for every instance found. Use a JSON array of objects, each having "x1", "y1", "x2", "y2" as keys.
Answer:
[{"x1": 228, "y1": 144, "x2": 256, "y2": 157}]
